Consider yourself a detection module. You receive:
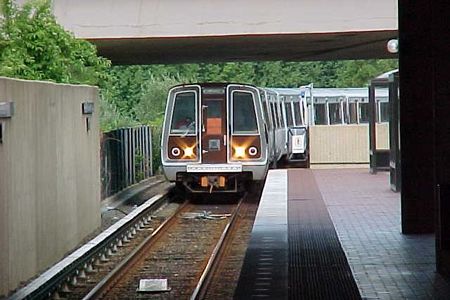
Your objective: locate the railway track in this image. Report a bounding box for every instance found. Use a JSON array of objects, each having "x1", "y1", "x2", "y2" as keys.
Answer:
[
  {"x1": 83, "y1": 195, "x2": 248, "y2": 299},
  {"x1": 191, "y1": 191, "x2": 260, "y2": 300},
  {"x1": 9, "y1": 193, "x2": 176, "y2": 300},
  {"x1": 11, "y1": 187, "x2": 261, "y2": 300}
]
